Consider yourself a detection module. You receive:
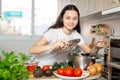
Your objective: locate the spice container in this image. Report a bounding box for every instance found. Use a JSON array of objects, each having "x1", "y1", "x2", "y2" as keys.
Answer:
[{"x1": 24, "y1": 61, "x2": 37, "y2": 75}]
